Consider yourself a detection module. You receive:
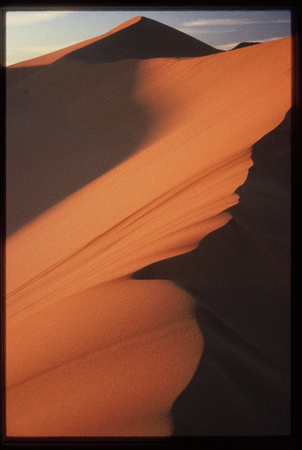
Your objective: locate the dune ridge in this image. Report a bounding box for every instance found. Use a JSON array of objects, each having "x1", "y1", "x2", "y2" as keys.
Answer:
[
  {"x1": 7, "y1": 16, "x2": 220, "y2": 87},
  {"x1": 6, "y1": 38, "x2": 291, "y2": 297},
  {"x1": 7, "y1": 16, "x2": 143, "y2": 68},
  {"x1": 6, "y1": 18, "x2": 292, "y2": 437}
]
